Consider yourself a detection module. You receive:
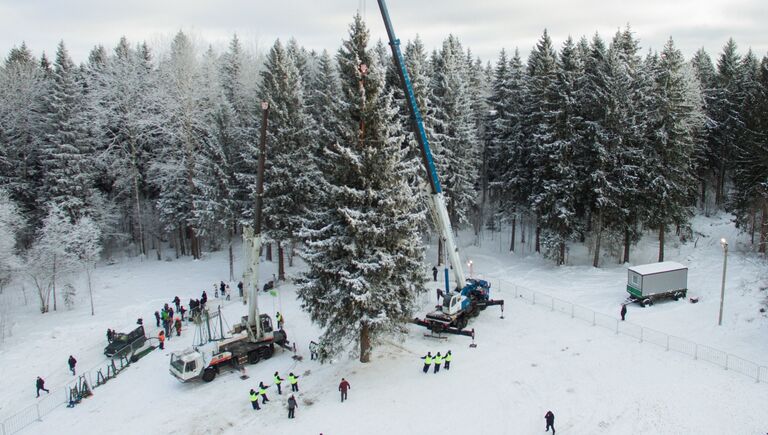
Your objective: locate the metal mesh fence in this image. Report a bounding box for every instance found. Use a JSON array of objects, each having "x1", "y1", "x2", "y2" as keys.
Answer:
[
  {"x1": 1, "y1": 335, "x2": 152, "y2": 434},
  {"x1": 500, "y1": 278, "x2": 766, "y2": 386}
]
